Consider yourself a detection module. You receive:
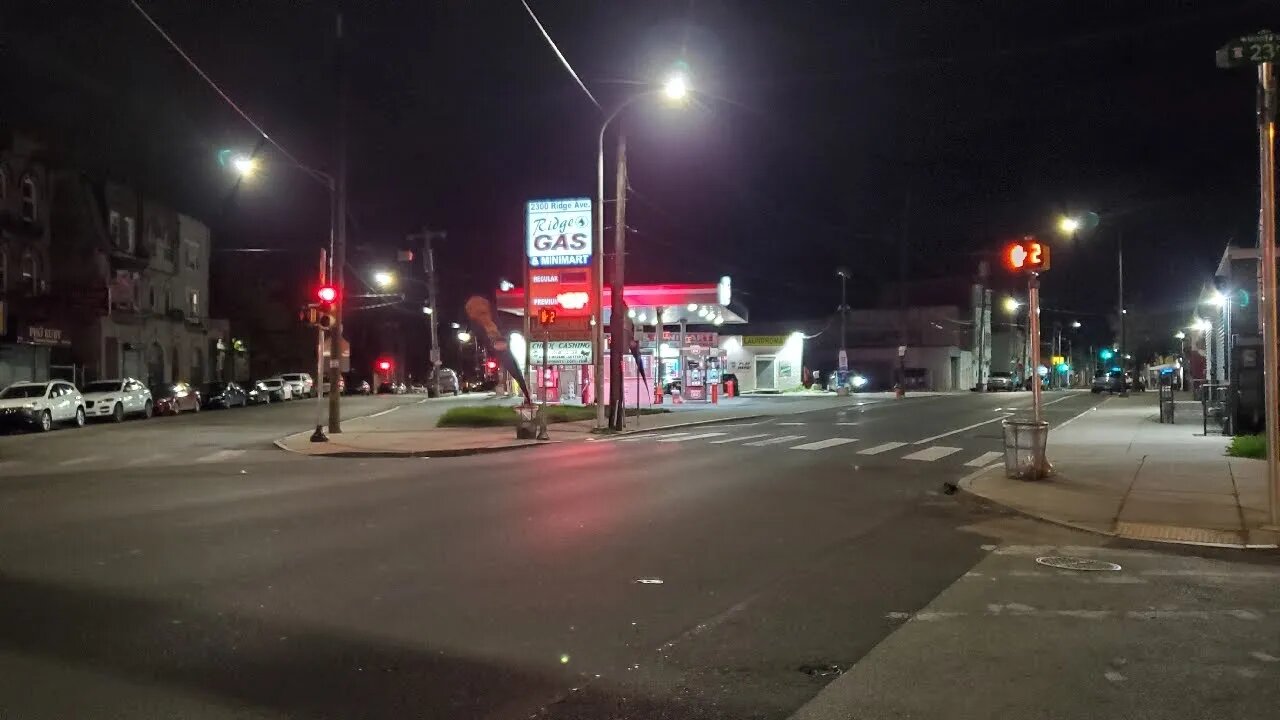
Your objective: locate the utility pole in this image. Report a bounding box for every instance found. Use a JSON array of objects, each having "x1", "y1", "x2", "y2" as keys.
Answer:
[
  {"x1": 420, "y1": 229, "x2": 446, "y2": 398},
  {"x1": 1117, "y1": 228, "x2": 1127, "y2": 397},
  {"x1": 1259, "y1": 59, "x2": 1279, "y2": 525},
  {"x1": 836, "y1": 267, "x2": 850, "y2": 388},
  {"x1": 609, "y1": 130, "x2": 629, "y2": 430},
  {"x1": 326, "y1": 10, "x2": 347, "y2": 434},
  {"x1": 311, "y1": 248, "x2": 327, "y2": 442},
  {"x1": 898, "y1": 190, "x2": 911, "y2": 390}
]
